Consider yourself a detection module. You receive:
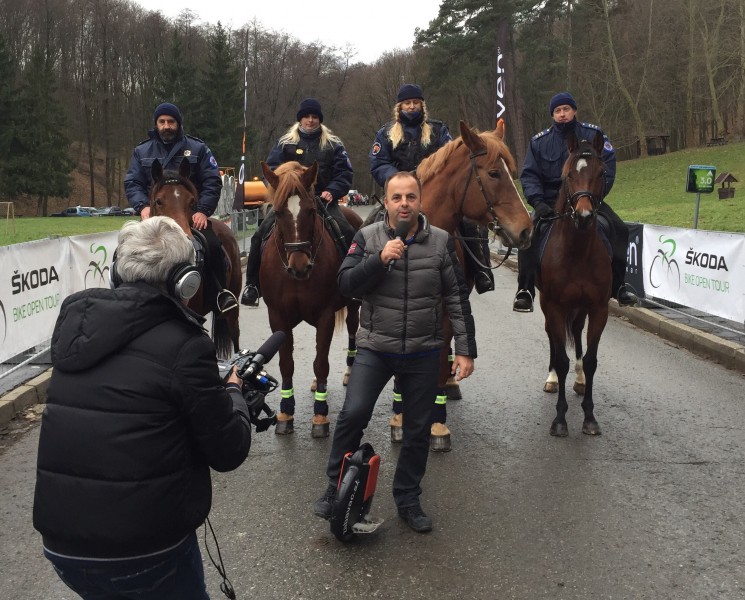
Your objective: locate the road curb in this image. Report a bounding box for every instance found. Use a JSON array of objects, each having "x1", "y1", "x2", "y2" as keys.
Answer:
[{"x1": 0, "y1": 369, "x2": 52, "y2": 430}]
